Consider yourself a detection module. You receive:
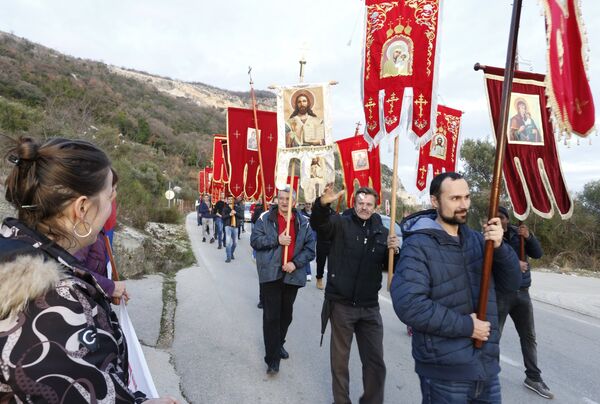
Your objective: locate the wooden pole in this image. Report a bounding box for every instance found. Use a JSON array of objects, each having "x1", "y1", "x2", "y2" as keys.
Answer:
[
  {"x1": 283, "y1": 162, "x2": 296, "y2": 263},
  {"x1": 518, "y1": 220, "x2": 525, "y2": 260},
  {"x1": 335, "y1": 194, "x2": 343, "y2": 214},
  {"x1": 249, "y1": 67, "x2": 268, "y2": 211},
  {"x1": 103, "y1": 234, "x2": 120, "y2": 305},
  {"x1": 473, "y1": 0, "x2": 523, "y2": 348},
  {"x1": 386, "y1": 136, "x2": 400, "y2": 291}
]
